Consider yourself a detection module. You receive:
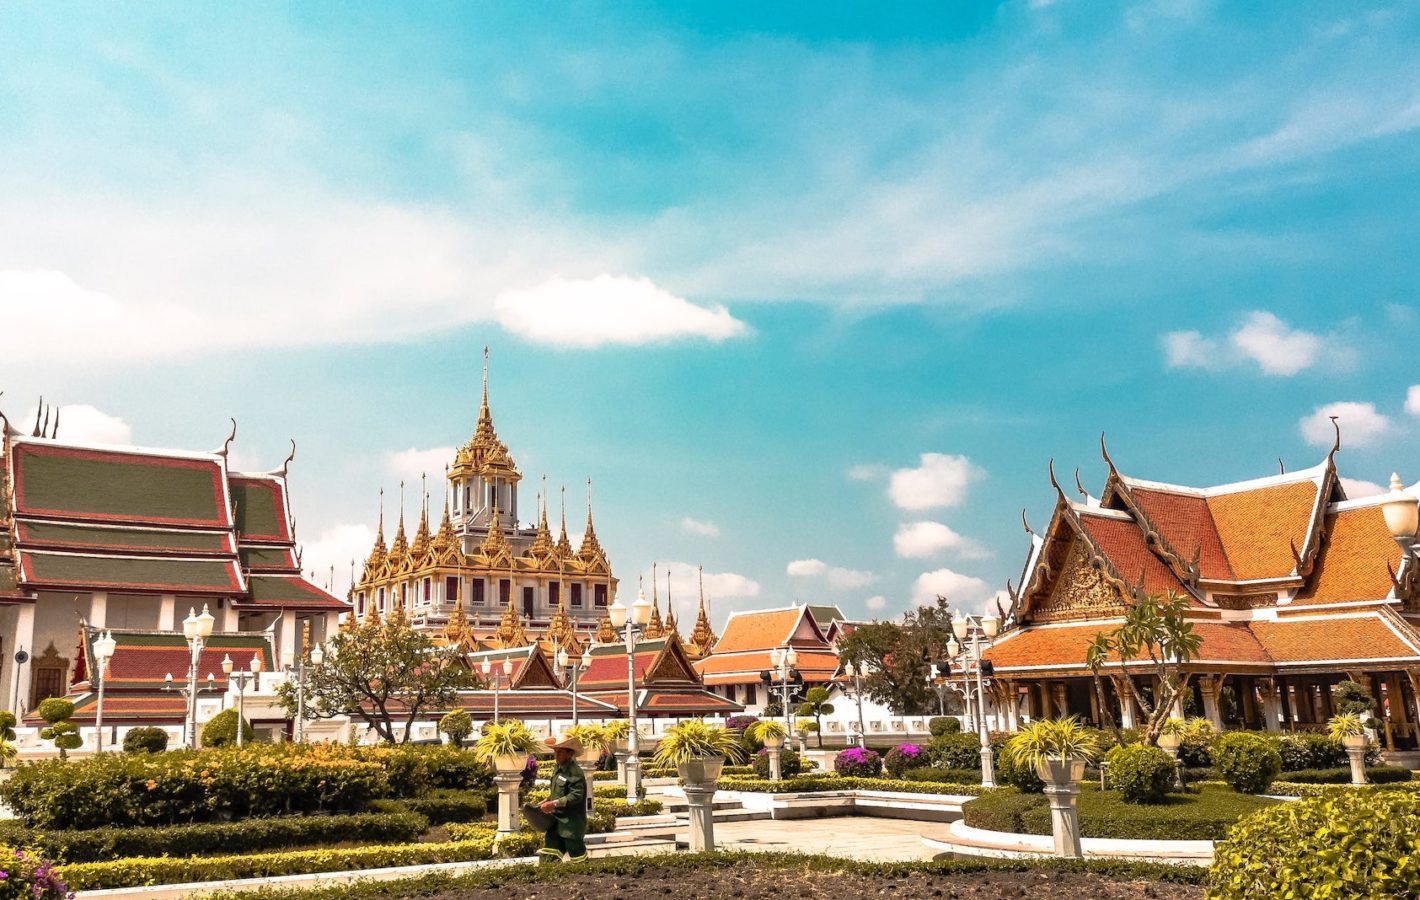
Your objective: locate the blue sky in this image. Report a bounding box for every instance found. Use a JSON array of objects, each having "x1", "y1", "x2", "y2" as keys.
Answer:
[{"x1": 2, "y1": 1, "x2": 1419, "y2": 625}]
